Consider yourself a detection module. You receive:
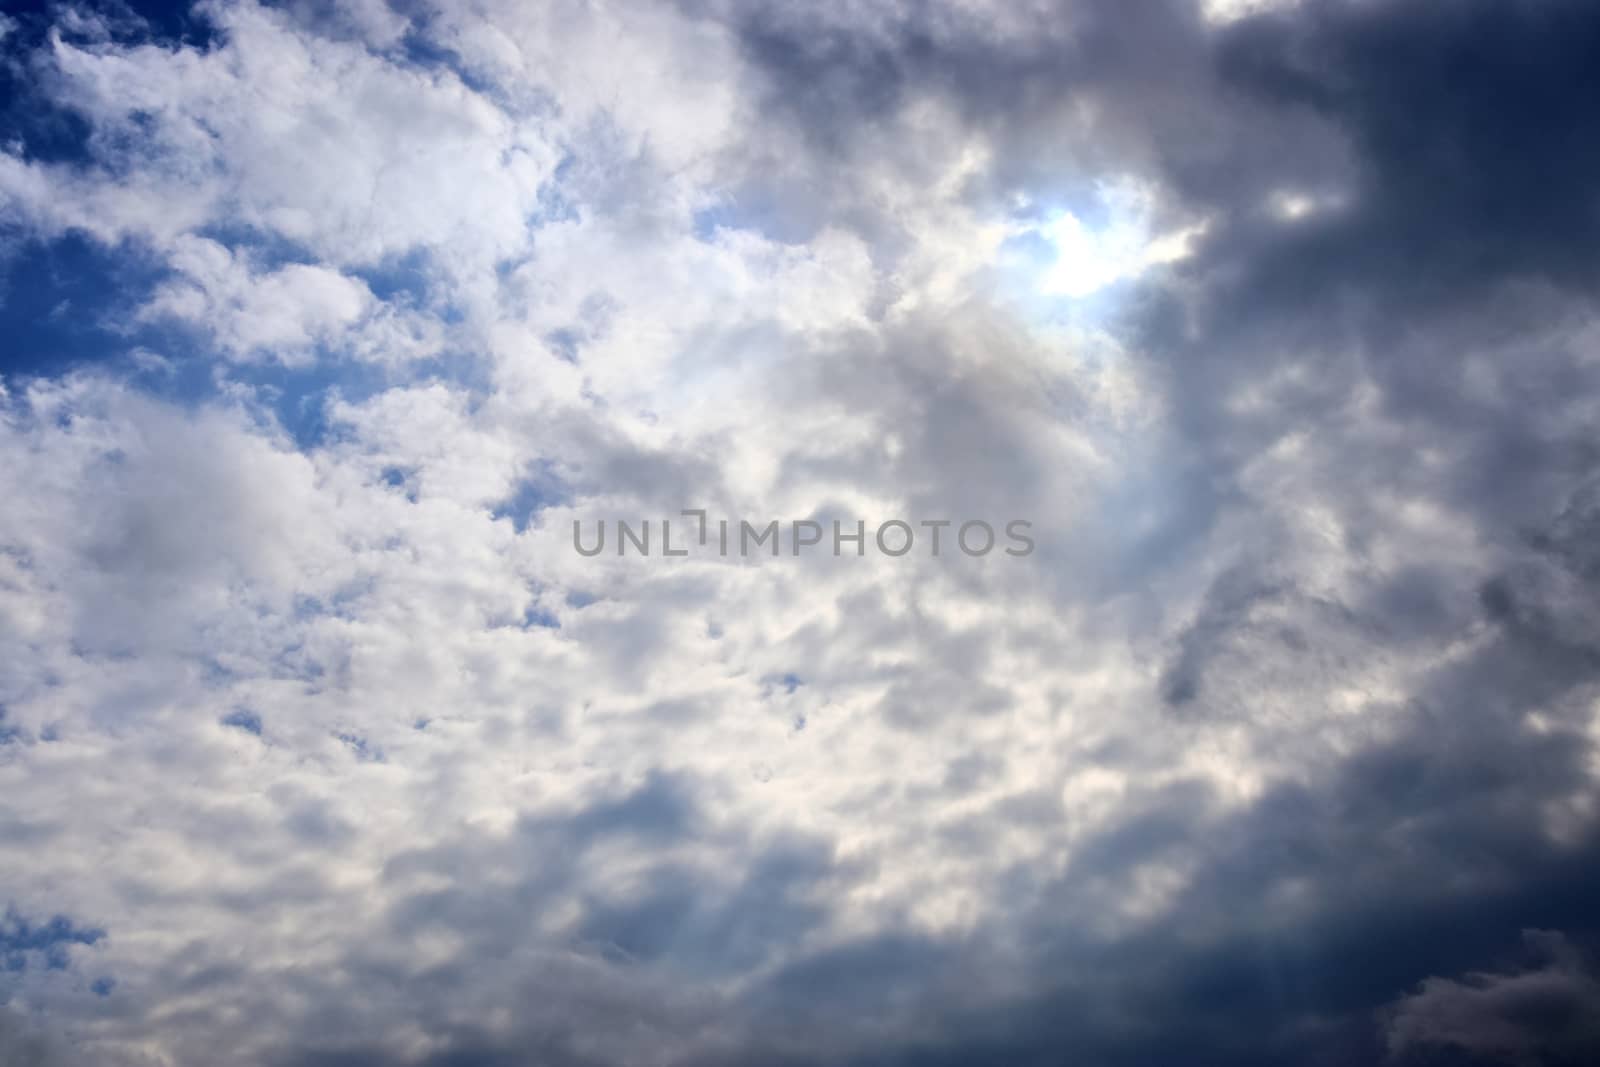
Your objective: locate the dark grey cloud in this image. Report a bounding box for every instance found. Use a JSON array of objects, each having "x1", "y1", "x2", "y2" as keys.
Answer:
[
  {"x1": 0, "y1": 1005, "x2": 73, "y2": 1067},
  {"x1": 674, "y1": 2, "x2": 1600, "y2": 1064},
  {"x1": 219, "y1": 583, "x2": 1600, "y2": 1065},
  {"x1": 1384, "y1": 931, "x2": 1600, "y2": 1067},
  {"x1": 725, "y1": 658, "x2": 1600, "y2": 1067},
  {"x1": 1214, "y1": 0, "x2": 1600, "y2": 298}
]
